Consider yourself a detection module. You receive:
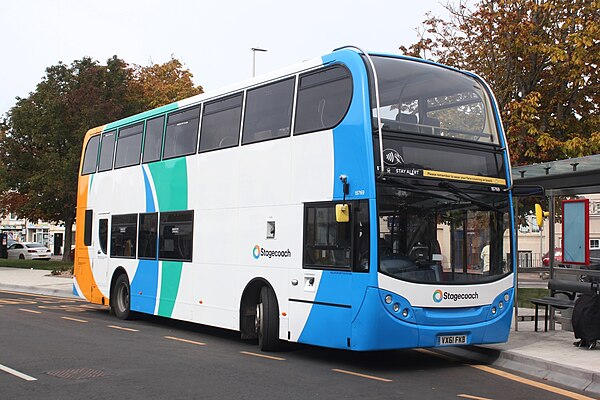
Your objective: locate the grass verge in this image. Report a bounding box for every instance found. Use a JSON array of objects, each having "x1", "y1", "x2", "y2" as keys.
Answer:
[
  {"x1": 517, "y1": 287, "x2": 549, "y2": 308},
  {"x1": 0, "y1": 258, "x2": 73, "y2": 273}
]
